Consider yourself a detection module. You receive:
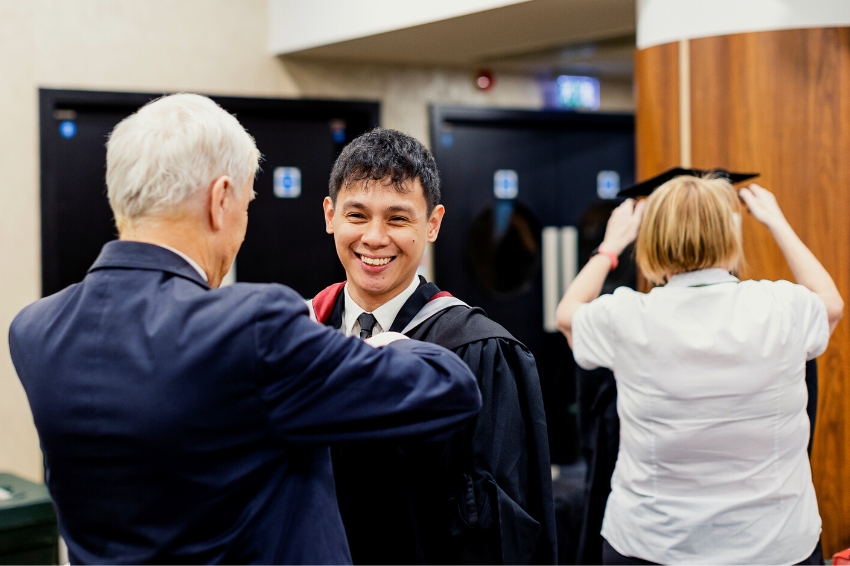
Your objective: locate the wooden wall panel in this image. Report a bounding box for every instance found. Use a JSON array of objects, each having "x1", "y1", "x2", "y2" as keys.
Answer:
[
  {"x1": 690, "y1": 28, "x2": 850, "y2": 555},
  {"x1": 635, "y1": 41, "x2": 680, "y2": 181},
  {"x1": 638, "y1": 28, "x2": 850, "y2": 555}
]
